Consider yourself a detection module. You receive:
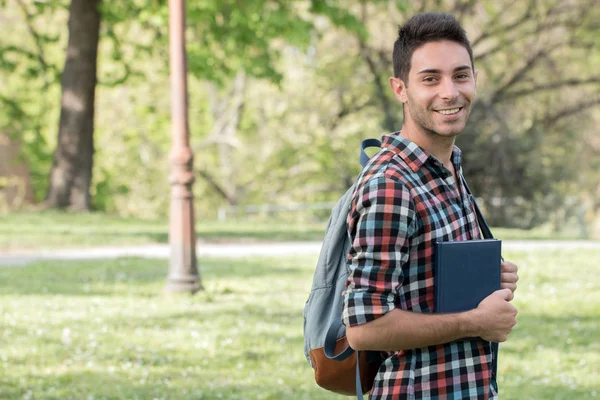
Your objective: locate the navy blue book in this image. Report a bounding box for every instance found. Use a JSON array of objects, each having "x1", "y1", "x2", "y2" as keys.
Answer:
[{"x1": 434, "y1": 239, "x2": 502, "y2": 313}]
